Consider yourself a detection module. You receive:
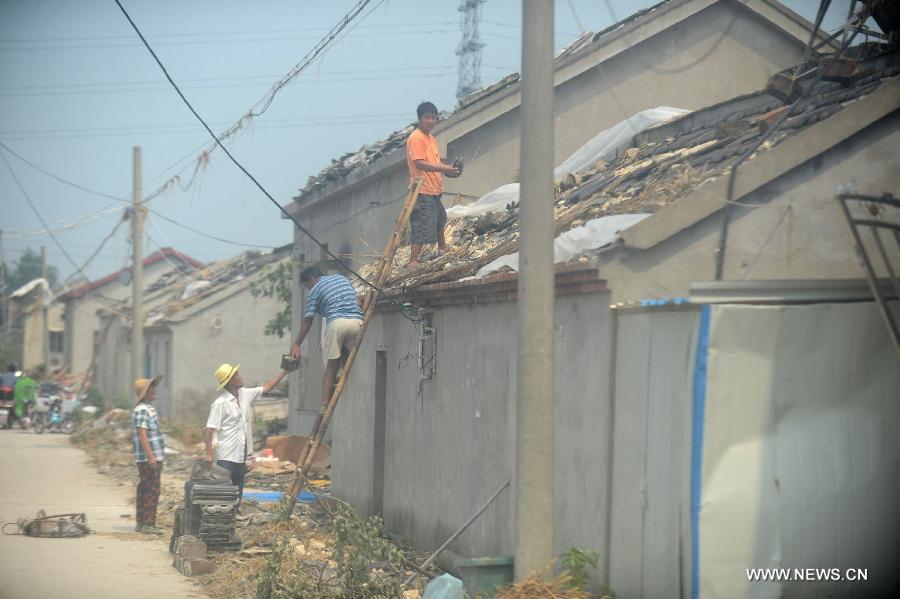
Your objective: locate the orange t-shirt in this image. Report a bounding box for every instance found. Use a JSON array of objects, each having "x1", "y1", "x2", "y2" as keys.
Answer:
[{"x1": 406, "y1": 128, "x2": 443, "y2": 195}]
